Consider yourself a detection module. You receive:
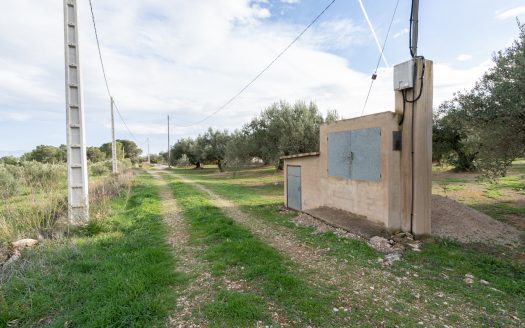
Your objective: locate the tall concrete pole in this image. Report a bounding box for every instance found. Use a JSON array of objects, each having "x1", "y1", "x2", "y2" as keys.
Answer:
[
  {"x1": 64, "y1": 0, "x2": 89, "y2": 223},
  {"x1": 147, "y1": 137, "x2": 150, "y2": 164},
  {"x1": 111, "y1": 97, "x2": 118, "y2": 173},
  {"x1": 167, "y1": 115, "x2": 171, "y2": 167}
]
